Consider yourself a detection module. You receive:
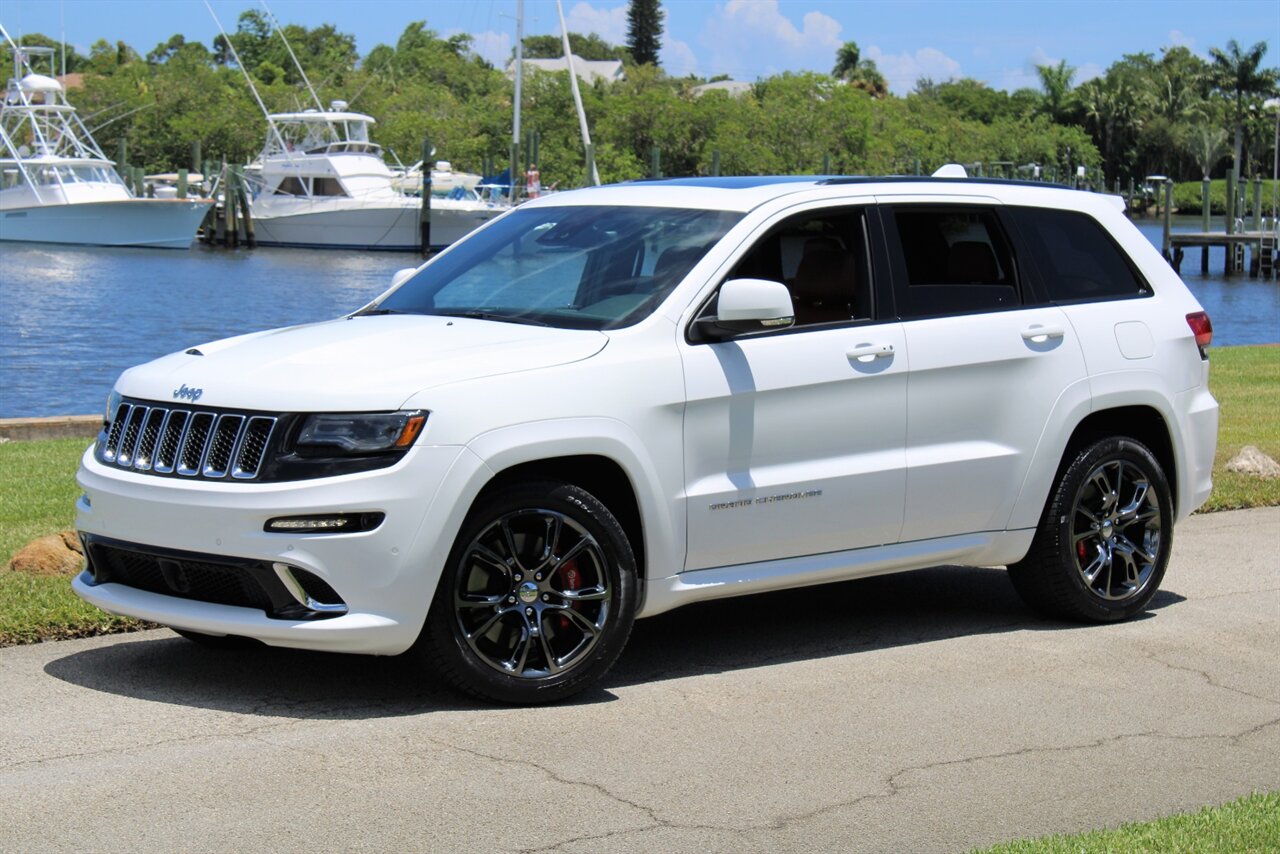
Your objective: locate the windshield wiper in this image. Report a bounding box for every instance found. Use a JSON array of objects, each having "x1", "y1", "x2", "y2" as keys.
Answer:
[
  {"x1": 354, "y1": 307, "x2": 406, "y2": 316},
  {"x1": 433, "y1": 309, "x2": 550, "y2": 327}
]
